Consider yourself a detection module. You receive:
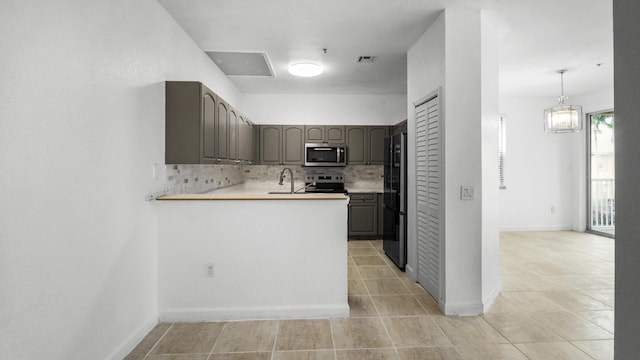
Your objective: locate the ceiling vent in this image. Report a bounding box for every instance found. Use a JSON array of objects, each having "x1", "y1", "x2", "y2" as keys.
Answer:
[
  {"x1": 206, "y1": 51, "x2": 274, "y2": 77},
  {"x1": 356, "y1": 55, "x2": 376, "y2": 63}
]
